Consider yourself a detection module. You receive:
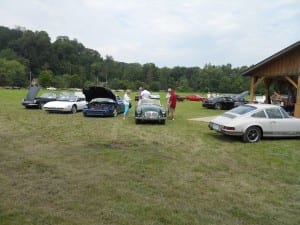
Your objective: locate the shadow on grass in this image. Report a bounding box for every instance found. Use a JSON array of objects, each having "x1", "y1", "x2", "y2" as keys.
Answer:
[{"x1": 206, "y1": 131, "x2": 300, "y2": 143}]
